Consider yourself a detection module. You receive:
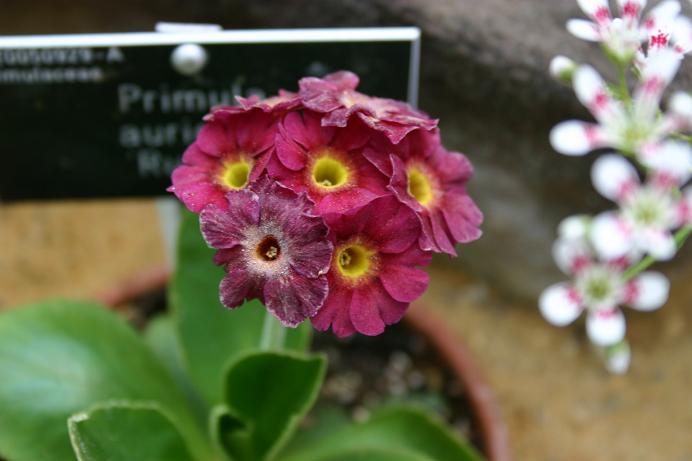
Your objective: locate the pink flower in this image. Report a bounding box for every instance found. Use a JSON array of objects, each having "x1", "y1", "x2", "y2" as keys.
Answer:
[
  {"x1": 540, "y1": 220, "x2": 669, "y2": 346},
  {"x1": 589, "y1": 153, "x2": 690, "y2": 261},
  {"x1": 267, "y1": 111, "x2": 389, "y2": 216},
  {"x1": 200, "y1": 177, "x2": 333, "y2": 327},
  {"x1": 311, "y1": 196, "x2": 431, "y2": 337},
  {"x1": 364, "y1": 130, "x2": 483, "y2": 256},
  {"x1": 550, "y1": 50, "x2": 684, "y2": 159},
  {"x1": 169, "y1": 109, "x2": 277, "y2": 212},
  {"x1": 298, "y1": 71, "x2": 438, "y2": 144}
]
